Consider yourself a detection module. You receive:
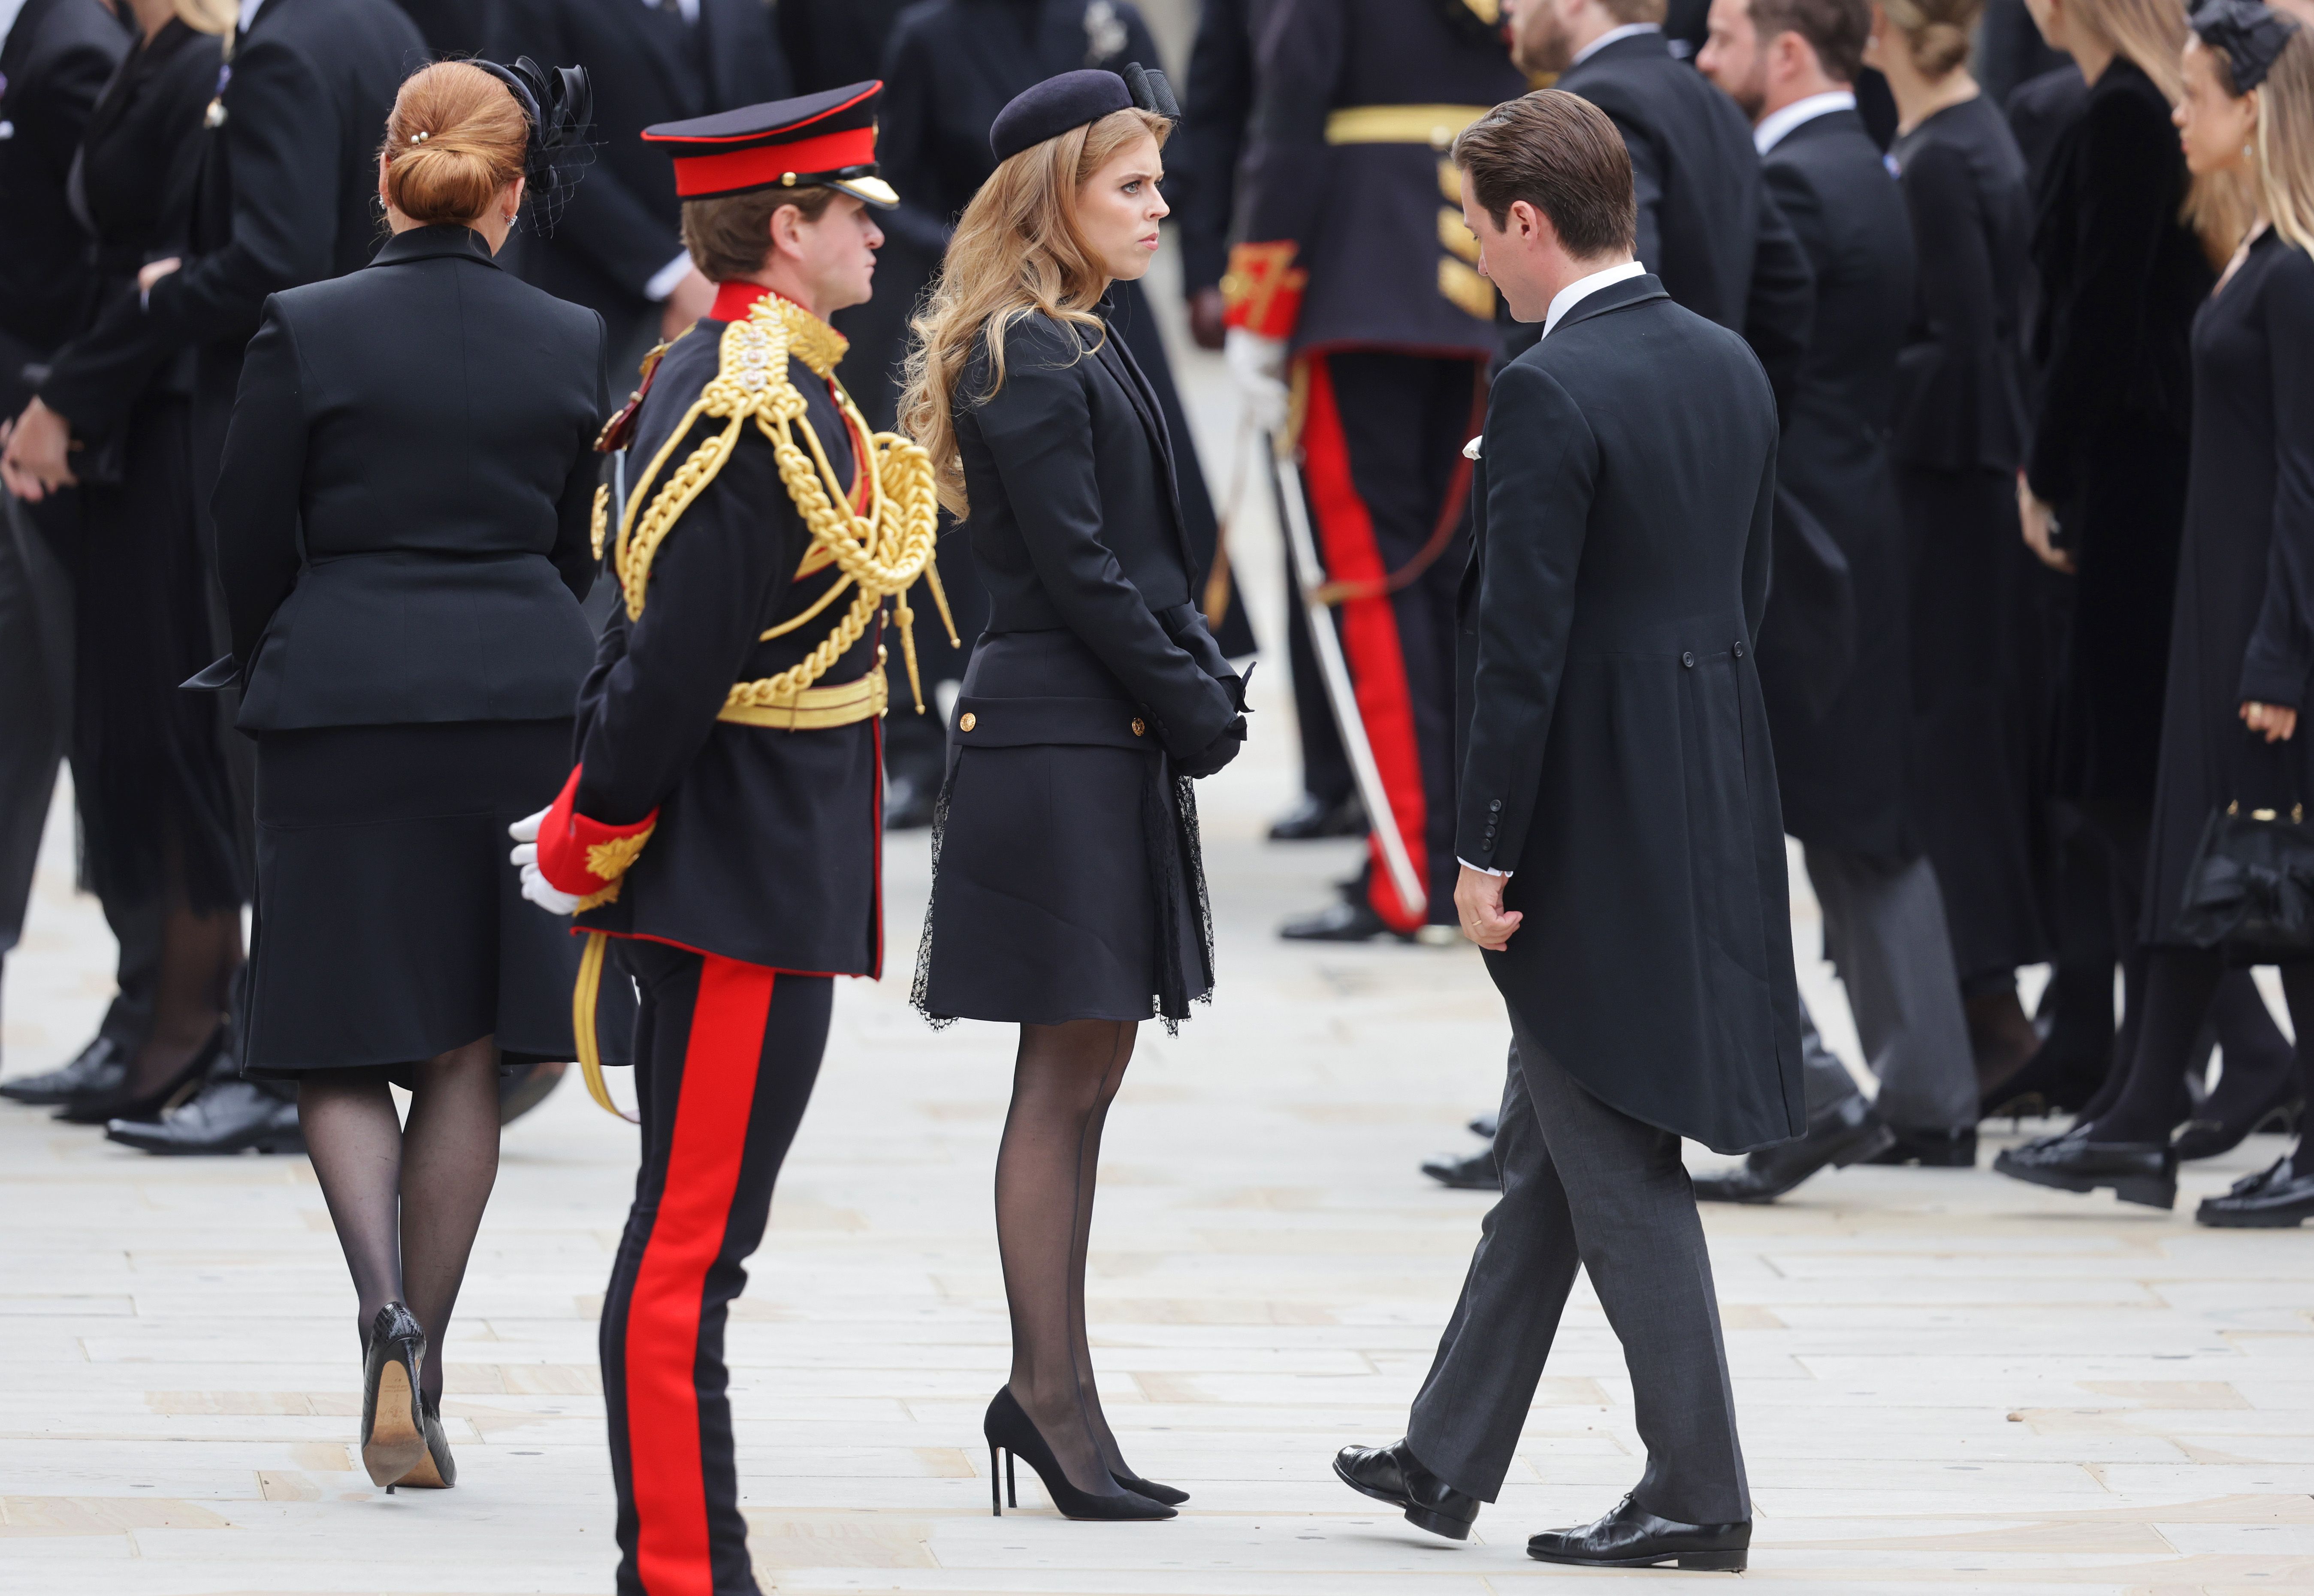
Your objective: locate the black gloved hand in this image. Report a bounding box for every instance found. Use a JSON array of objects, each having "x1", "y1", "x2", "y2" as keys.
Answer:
[{"x1": 1175, "y1": 715, "x2": 1247, "y2": 780}]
